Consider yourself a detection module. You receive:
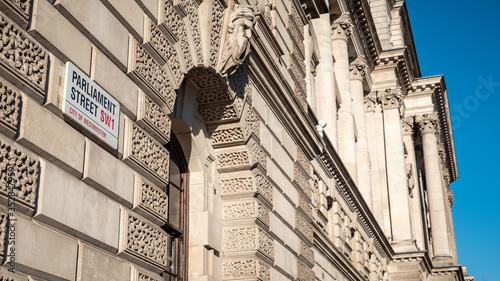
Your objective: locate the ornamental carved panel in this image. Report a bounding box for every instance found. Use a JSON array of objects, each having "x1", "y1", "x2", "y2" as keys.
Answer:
[
  {"x1": 184, "y1": 0, "x2": 203, "y2": 65},
  {"x1": 293, "y1": 163, "x2": 311, "y2": 199},
  {"x1": 199, "y1": 104, "x2": 239, "y2": 124},
  {"x1": 197, "y1": 87, "x2": 233, "y2": 104},
  {"x1": 223, "y1": 225, "x2": 274, "y2": 260},
  {"x1": 0, "y1": 80, "x2": 20, "y2": 138},
  {"x1": 299, "y1": 240, "x2": 314, "y2": 266},
  {"x1": 210, "y1": 127, "x2": 245, "y2": 146},
  {"x1": 222, "y1": 258, "x2": 271, "y2": 281},
  {"x1": 132, "y1": 174, "x2": 168, "y2": 226},
  {"x1": 0, "y1": 140, "x2": 39, "y2": 212},
  {"x1": 209, "y1": 0, "x2": 225, "y2": 69},
  {"x1": 297, "y1": 259, "x2": 315, "y2": 281},
  {"x1": 222, "y1": 200, "x2": 270, "y2": 226},
  {"x1": 137, "y1": 91, "x2": 171, "y2": 145},
  {"x1": 220, "y1": 174, "x2": 273, "y2": 205},
  {"x1": 216, "y1": 151, "x2": 249, "y2": 169},
  {"x1": 295, "y1": 210, "x2": 313, "y2": 243},
  {"x1": 0, "y1": 15, "x2": 47, "y2": 100}
]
